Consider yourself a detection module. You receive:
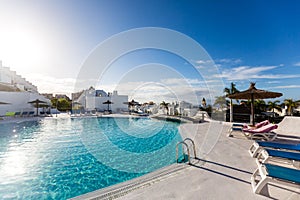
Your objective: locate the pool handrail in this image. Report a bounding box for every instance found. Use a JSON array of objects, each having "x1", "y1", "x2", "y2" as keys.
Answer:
[{"x1": 176, "y1": 141, "x2": 191, "y2": 164}]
